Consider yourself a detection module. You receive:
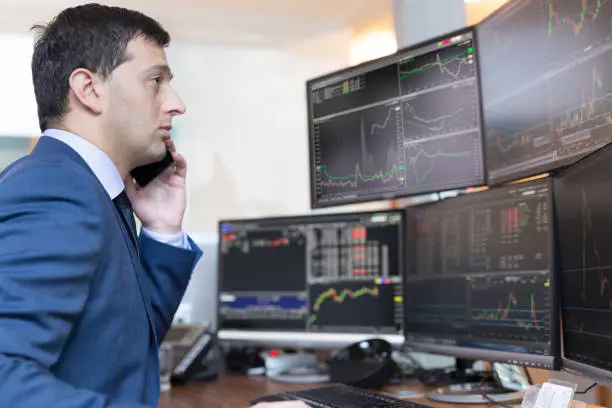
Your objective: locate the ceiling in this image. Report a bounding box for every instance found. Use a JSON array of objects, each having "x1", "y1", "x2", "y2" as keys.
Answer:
[{"x1": 0, "y1": 0, "x2": 393, "y2": 46}]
